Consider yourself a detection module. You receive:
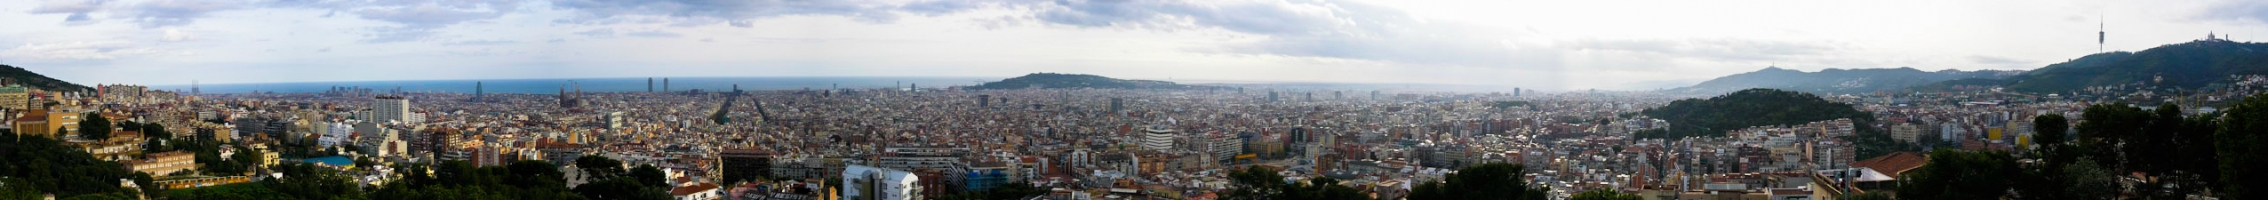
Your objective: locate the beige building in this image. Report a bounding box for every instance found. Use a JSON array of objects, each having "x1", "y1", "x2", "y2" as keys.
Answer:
[
  {"x1": 0, "y1": 85, "x2": 26, "y2": 111},
  {"x1": 126, "y1": 151, "x2": 199, "y2": 176}
]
